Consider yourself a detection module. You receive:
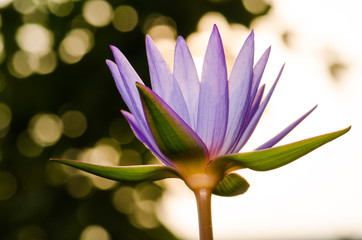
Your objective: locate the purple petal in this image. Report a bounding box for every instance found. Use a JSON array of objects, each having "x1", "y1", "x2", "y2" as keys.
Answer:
[
  {"x1": 106, "y1": 49, "x2": 143, "y2": 117},
  {"x1": 251, "y1": 47, "x2": 271, "y2": 103},
  {"x1": 145, "y1": 36, "x2": 191, "y2": 126},
  {"x1": 122, "y1": 110, "x2": 174, "y2": 167},
  {"x1": 255, "y1": 105, "x2": 318, "y2": 150},
  {"x1": 225, "y1": 47, "x2": 270, "y2": 153},
  {"x1": 221, "y1": 31, "x2": 254, "y2": 154},
  {"x1": 197, "y1": 25, "x2": 229, "y2": 158},
  {"x1": 108, "y1": 47, "x2": 168, "y2": 165},
  {"x1": 225, "y1": 84, "x2": 264, "y2": 154},
  {"x1": 244, "y1": 84, "x2": 265, "y2": 127},
  {"x1": 107, "y1": 46, "x2": 147, "y2": 130},
  {"x1": 233, "y1": 64, "x2": 285, "y2": 152},
  {"x1": 227, "y1": 84, "x2": 265, "y2": 153},
  {"x1": 173, "y1": 36, "x2": 200, "y2": 130}
]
